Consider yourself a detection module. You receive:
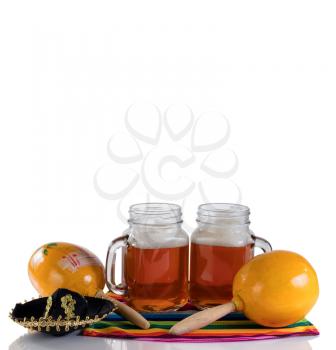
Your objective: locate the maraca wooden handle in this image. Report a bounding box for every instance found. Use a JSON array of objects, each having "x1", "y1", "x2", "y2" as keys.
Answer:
[
  {"x1": 112, "y1": 299, "x2": 150, "y2": 329},
  {"x1": 96, "y1": 291, "x2": 150, "y2": 330},
  {"x1": 169, "y1": 302, "x2": 236, "y2": 335}
]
